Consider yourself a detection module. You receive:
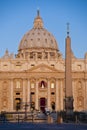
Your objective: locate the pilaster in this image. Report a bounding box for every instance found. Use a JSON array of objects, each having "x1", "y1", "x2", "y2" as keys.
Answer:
[
  {"x1": 27, "y1": 79, "x2": 31, "y2": 110},
  {"x1": 23, "y1": 79, "x2": 26, "y2": 103},
  {"x1": 10, "y1": 79, "x2": 13, "y2": 111},
  {"x1": 85, "y1": 80, "x2": 87, "y2": 110},
  {"x1": 47, "y1": 79, "x2": 50, "y2": 109},
  {"x1": 55, "y1": 79, "x2": 59, "y2": 111},
  {"x1": 35, "y1": 80, "x2": 38, "y2": 110},
  {"x1": 72, "y1": 80, "x2": 76, "y2": 111},
  {"x1": 60, "y1": 80, "x2": 63, "y2": 111}
]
